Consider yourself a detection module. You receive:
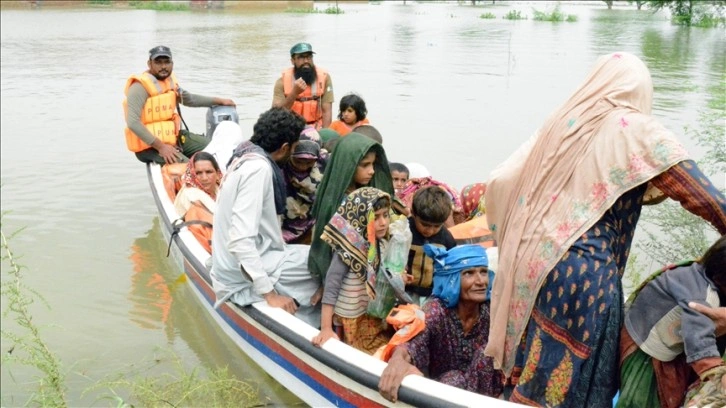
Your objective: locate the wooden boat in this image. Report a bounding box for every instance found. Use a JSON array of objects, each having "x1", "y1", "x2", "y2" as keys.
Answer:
[{"x1": 146, "y1": 161, "x2": 520, "y2": 407}]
